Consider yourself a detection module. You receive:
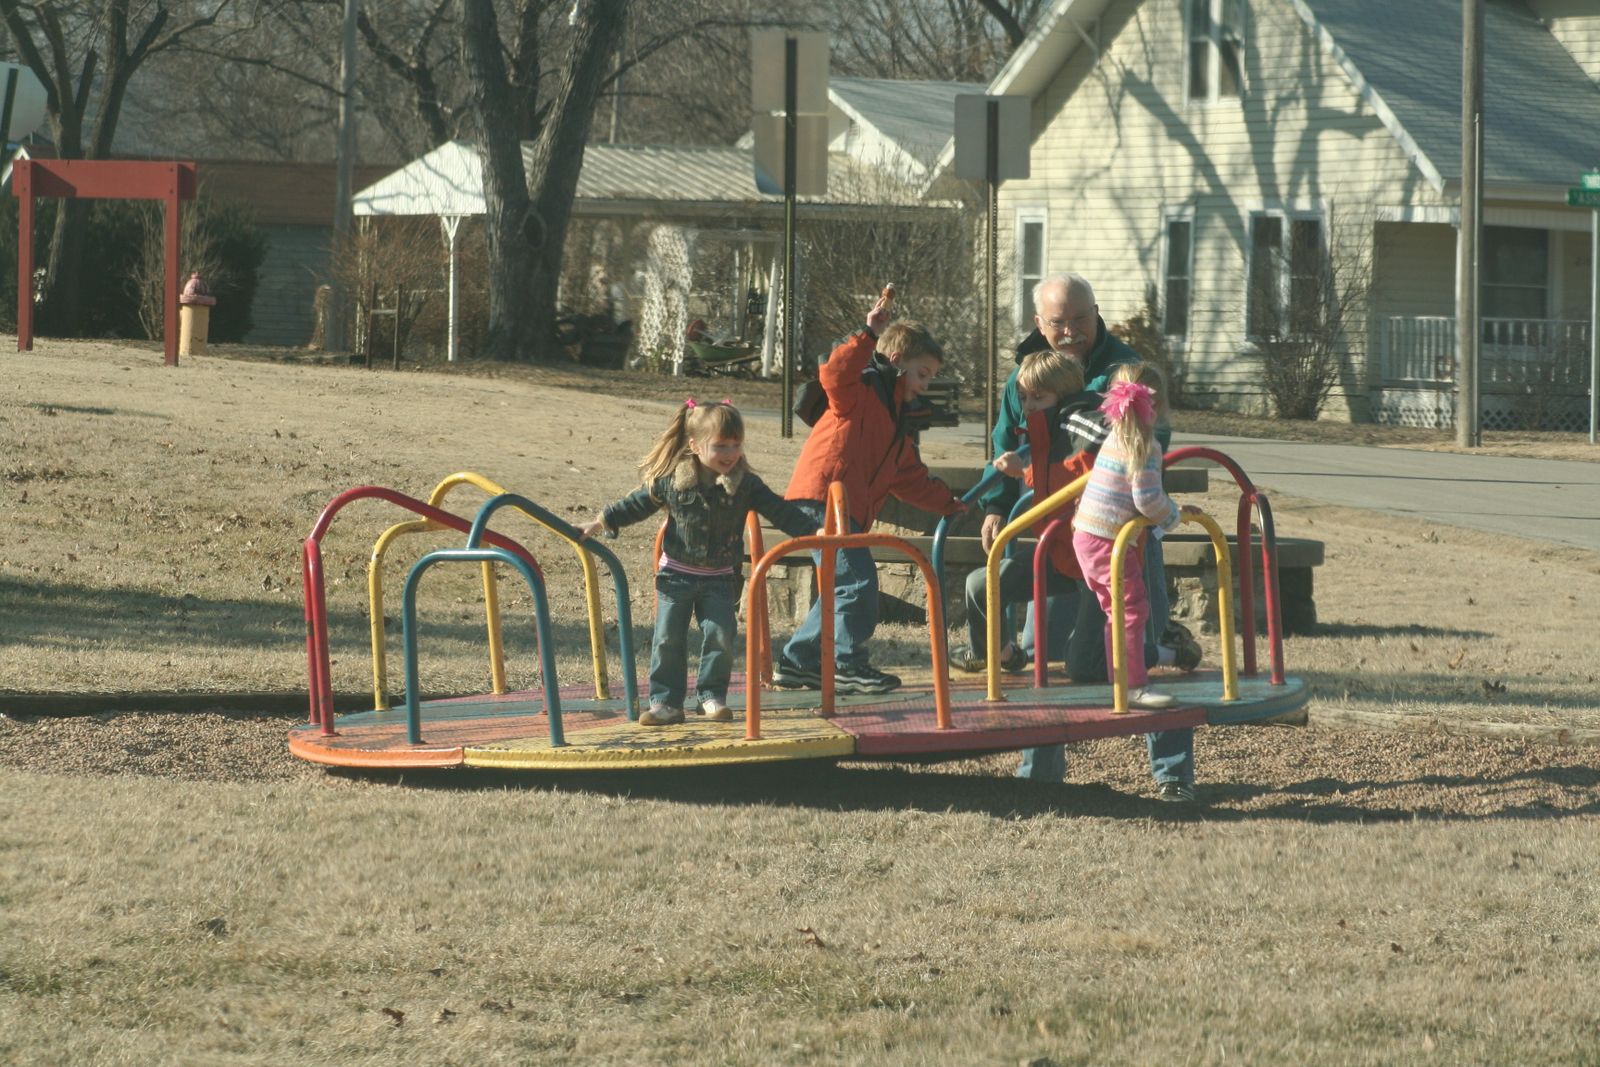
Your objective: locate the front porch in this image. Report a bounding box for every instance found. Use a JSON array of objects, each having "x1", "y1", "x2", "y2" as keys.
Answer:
[{"x1": 1374, "y1": 316, "x2": 1592, "y2": 431}]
